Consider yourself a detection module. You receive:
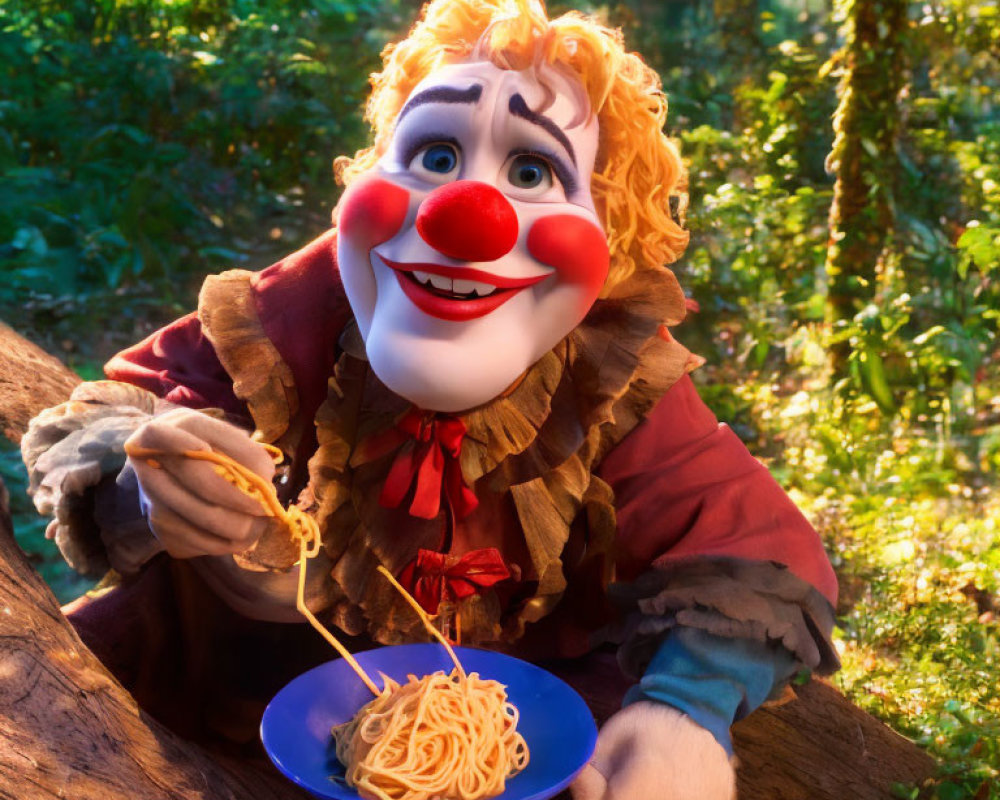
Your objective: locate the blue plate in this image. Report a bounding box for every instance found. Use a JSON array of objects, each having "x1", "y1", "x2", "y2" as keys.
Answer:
[{"x1": 261, "y1": 643, "x2": 597, "y2": 800}]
